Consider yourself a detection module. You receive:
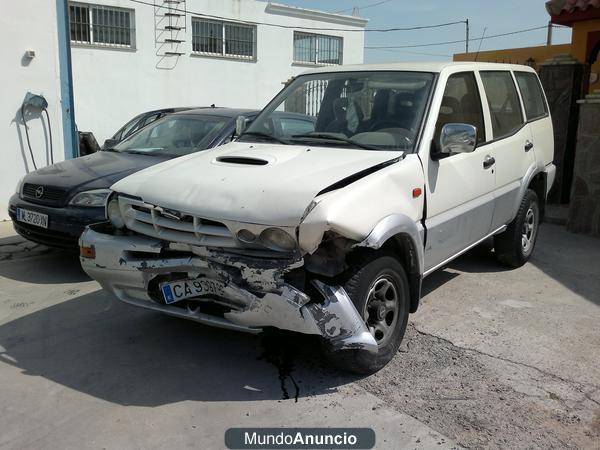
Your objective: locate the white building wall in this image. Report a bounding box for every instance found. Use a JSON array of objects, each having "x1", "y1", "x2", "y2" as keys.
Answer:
[
  {"x1": 0, "y1": 1, "x2": 66, "y2": 220},
  {"x1": 71, "y1": 0, "x2": 366, "y2": 144}
]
